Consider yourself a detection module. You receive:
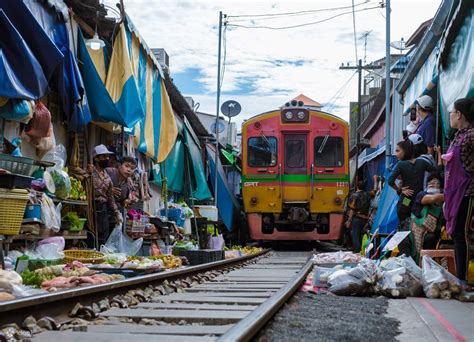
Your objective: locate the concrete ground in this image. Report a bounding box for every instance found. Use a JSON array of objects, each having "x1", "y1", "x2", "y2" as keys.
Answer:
[{"x1": 387, "y1": 297, "x2": 474, "y2": 342}]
